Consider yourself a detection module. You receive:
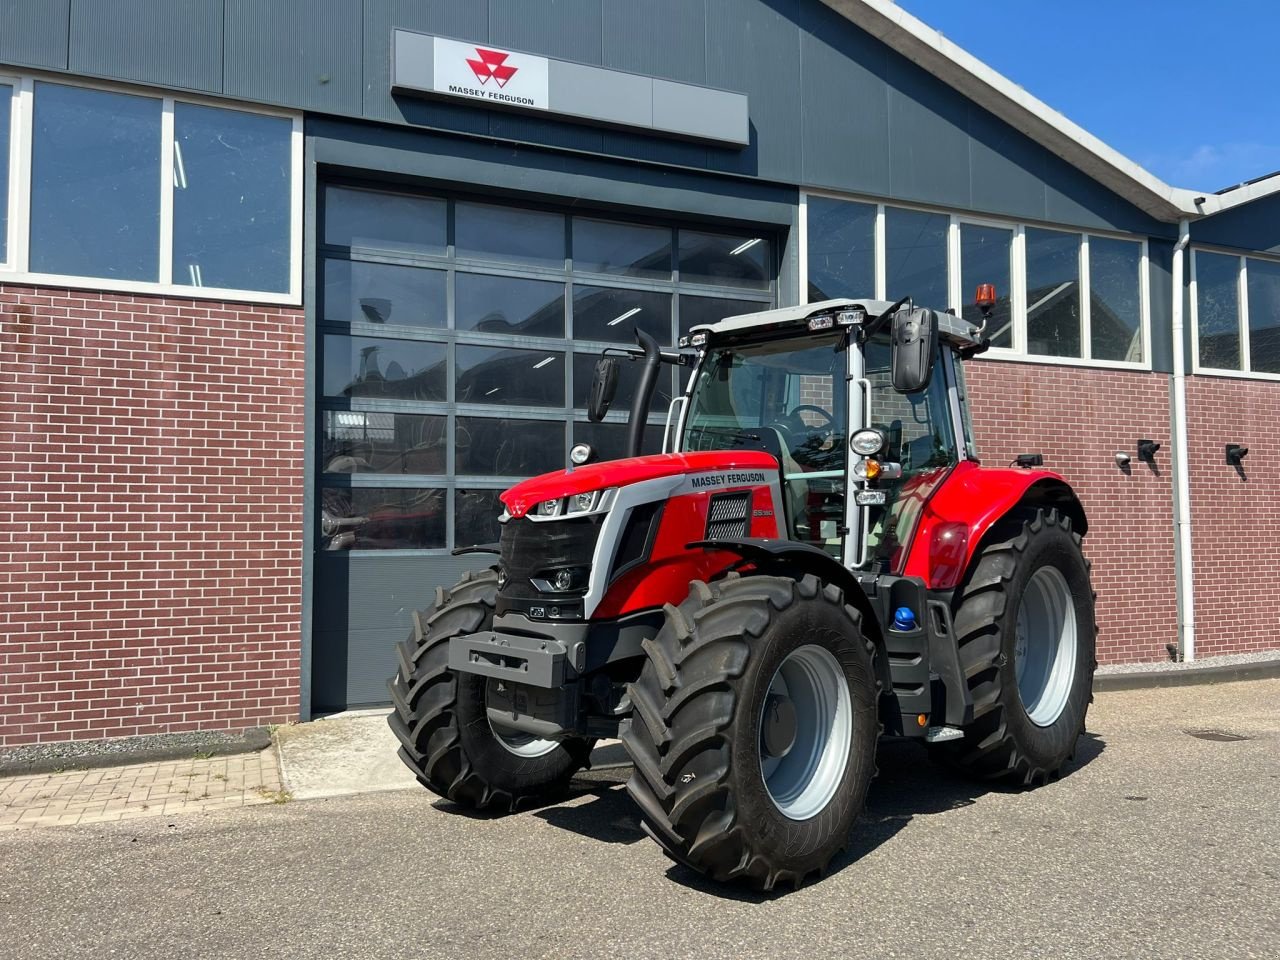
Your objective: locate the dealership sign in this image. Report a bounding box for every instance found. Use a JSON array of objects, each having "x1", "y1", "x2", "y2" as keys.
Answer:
[
  {"x1": 392, "y1": 30, "x2": 748, "y2": 147},
  {"x1": 432, "y1": 36, "x2": 550, "y2": 111}
]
